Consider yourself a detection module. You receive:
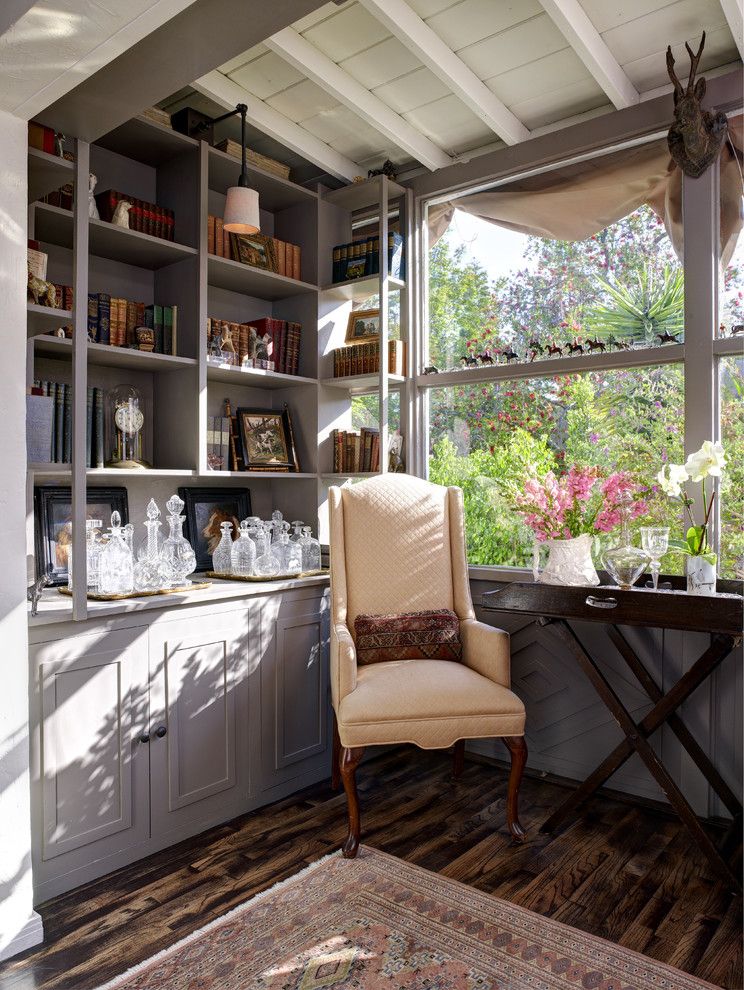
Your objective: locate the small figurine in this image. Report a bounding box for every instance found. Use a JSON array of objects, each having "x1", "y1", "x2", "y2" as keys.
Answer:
[
  {"x1": 656, "y1": 330, "x2": 682, "y2": 345},
  {"x1": 528, "y1": 339, "x2": 545, "y2": 357},
  {"x1": 564, "y1": 339, "x2": 584, "y2": 356},
  {"x1": 135, "y1": 326, "x2": 155, "y2": 352},
  {"x1": 88, "y1": 173, "x2": 100, "y2": 219},
  {"x1": 27, "y1": 570, "x2": 52, "y2": 617},
  {"x1": 368, "y1": 159, "x2": 398, "y2": 180},
  {"x1": 607, "y1": 335, "x2": 632, "y2": 351},
  {"x1": 502, "y1": 346, "x2": 519, "y2": 363},
  {"x1": 586, "y1": 337, "x2": 606, "y2": 353},
  {"x1": 111, "y1": 200, "x2": 133, "y2": 228},
  {"x1": 732, "y1": 324, "x2": 744, "y2": 336},
  {"x1": 27, "y1": 271, "x2": 57, "y2": 307},
  {"x1": 423, "y1": 365, "x2": 439, "y2": 375},
  {"x1": 478, "y1": 352, "x2": 494, "y2": 365},
  {"x1": 219, "y1": 324, "x2": 236, "y2": 361},
  {"x1": 459, "y1": 354, "x2": 479, "y2": 368},
  {"x1": 546, "y1": 342, "x2": 564, "y2": 358}
]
